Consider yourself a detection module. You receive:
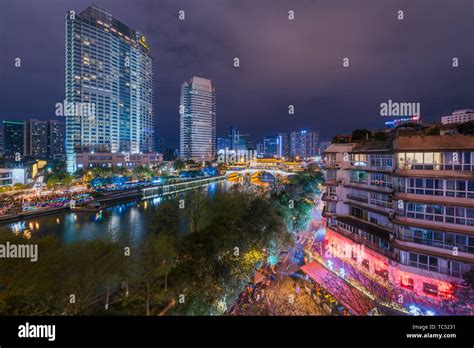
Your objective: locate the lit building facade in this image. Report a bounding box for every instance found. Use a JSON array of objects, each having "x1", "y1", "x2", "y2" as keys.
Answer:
[
  {"x1": 290, "y1": 130, "x2": 319, "y2": 158},
  {"x1": 441, "y1": 109, "x2": 474, "y2": 125},
  {"x1": 65, "y1": 5, "x2": 154, "y2": 173},
  {"x1": 179, "y1": 77, "x2": 216, "y2": 162},
  {"x1": 217, "y1": 137, "x2": 231, "y2": 152},
  {"x1": 75, "y1": 152, "x2": 162, "y2": 169},
  {"x1": 263, "y1": 134, "x2": 283, "y2": 158},
  {"x1": 24, "y1": 119, "x2": 65, "y2": 160},
  {"x1": 2, "y1": 120, "x2": 25, "y2": 160},
  {"x1": 26, "y1": 120, "x2": 48, "y2": 159},
  {"x1": 48, "y1": 119, "x2": 65, "y2": 158},
  {"x1": 0, "y1": 128, "x2": 4, "y2": 157},
  {"x1": 323, "y1": 132, "x2": 473, "y2": 311}
]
